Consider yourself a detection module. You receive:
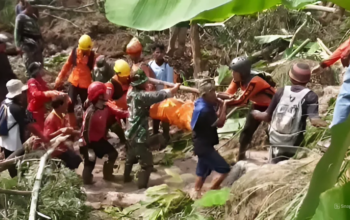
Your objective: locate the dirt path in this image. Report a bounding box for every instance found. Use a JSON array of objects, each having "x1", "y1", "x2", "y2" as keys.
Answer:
[{"x1": 78, "y1": 148, "x2": 269, "y2": 208}]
